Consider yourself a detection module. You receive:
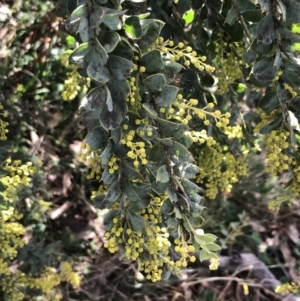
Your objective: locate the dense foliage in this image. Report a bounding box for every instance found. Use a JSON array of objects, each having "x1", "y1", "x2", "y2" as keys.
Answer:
[{"x1": 2, "y1": 0, "x2": 300, "y2": 299}]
